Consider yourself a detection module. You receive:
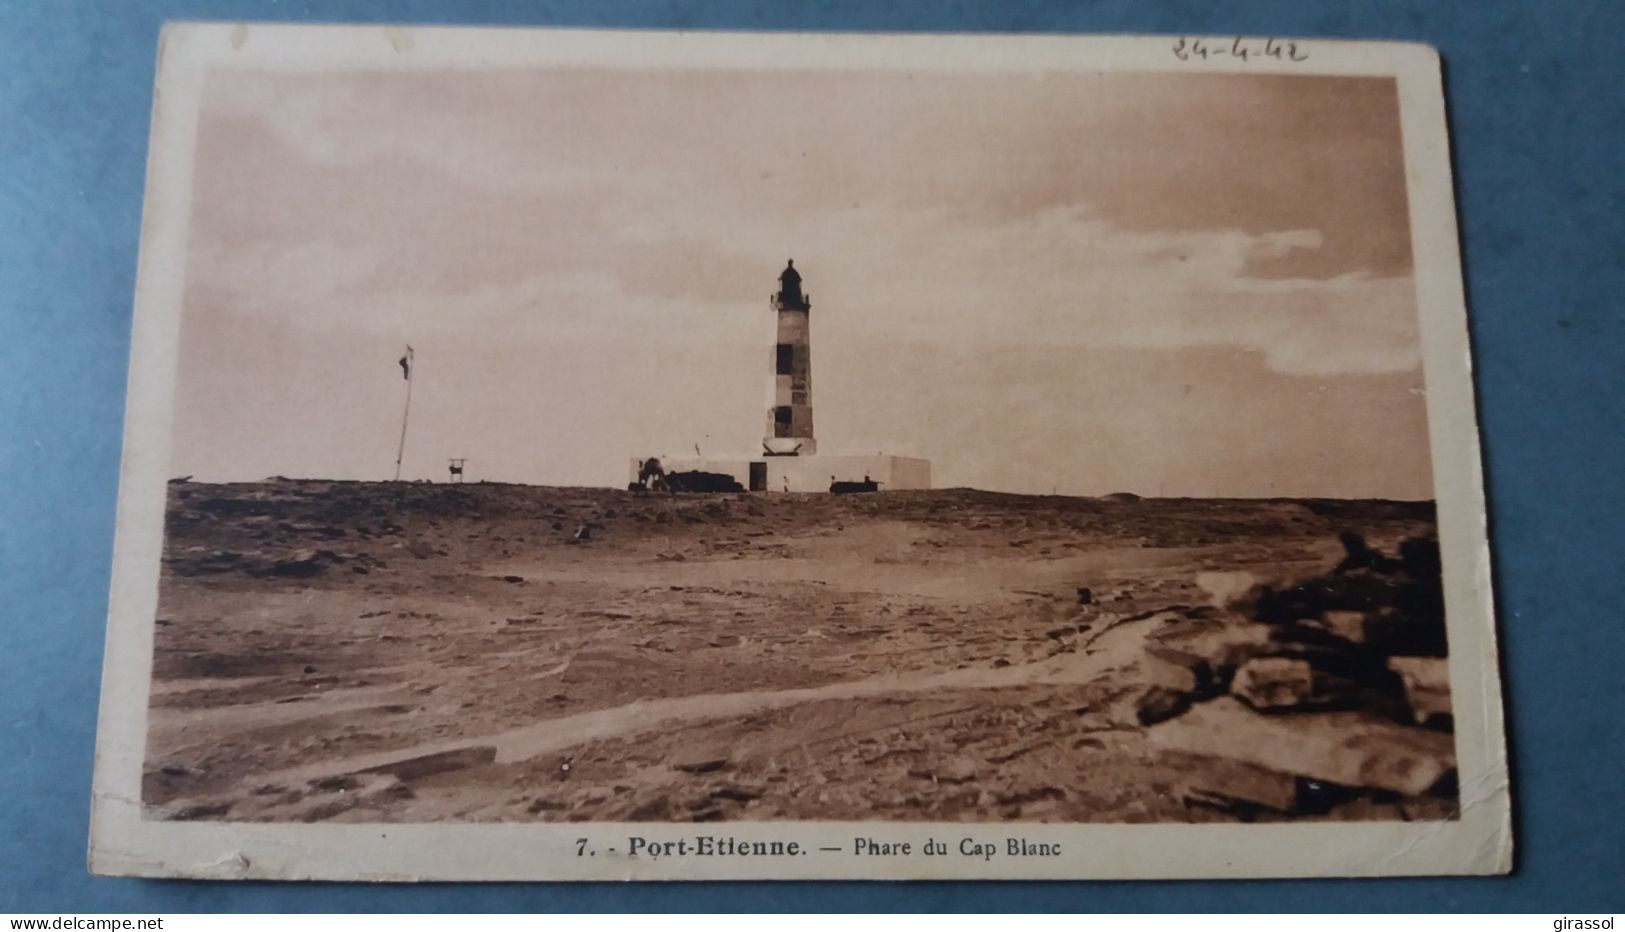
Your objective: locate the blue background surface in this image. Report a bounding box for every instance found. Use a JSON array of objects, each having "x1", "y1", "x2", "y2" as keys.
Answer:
[{"x1": 2, "y1": 0, "x2": 1621, "y2": 913}]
